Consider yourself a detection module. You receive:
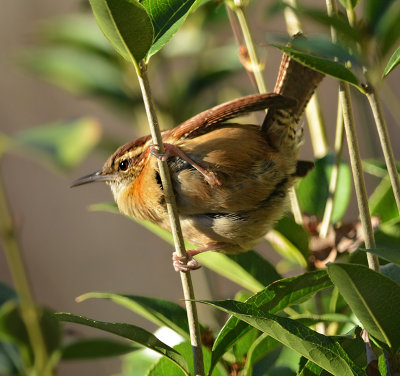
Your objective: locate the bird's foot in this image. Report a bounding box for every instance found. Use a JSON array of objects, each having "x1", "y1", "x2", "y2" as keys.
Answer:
[
  {"x1": 172, "y1": 251, "x2": 201, "y2": 272},
  {"x1": 172, "y1": 243, "x2": 228, "y2": 272}
]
